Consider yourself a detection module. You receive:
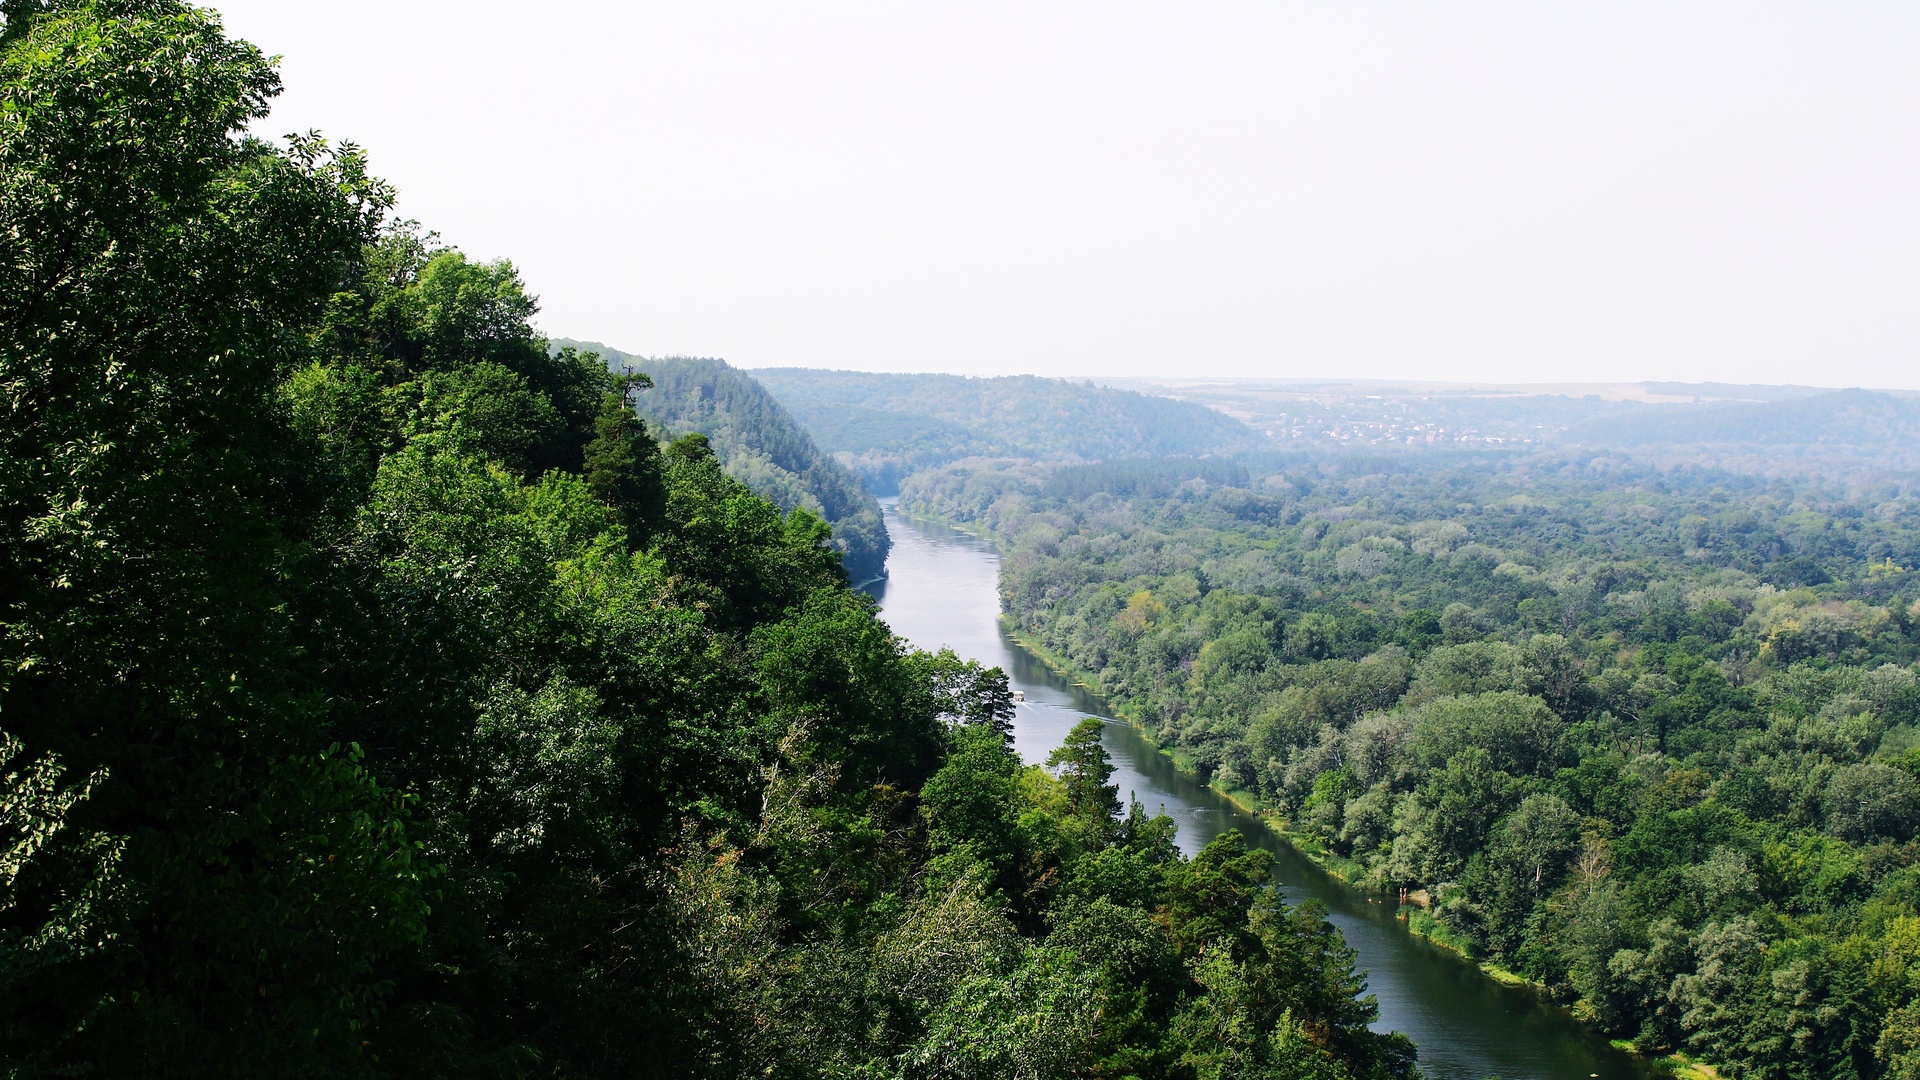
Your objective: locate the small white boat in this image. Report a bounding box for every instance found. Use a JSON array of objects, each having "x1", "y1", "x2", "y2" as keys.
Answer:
[{"x1": 1012, "y1": 690, "x2": 1026, "y2": 702}]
